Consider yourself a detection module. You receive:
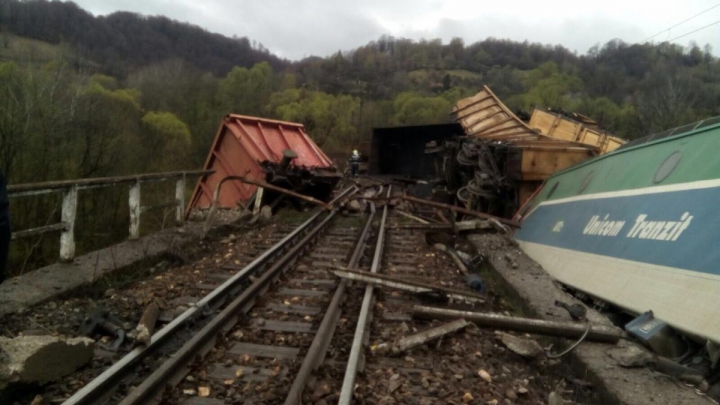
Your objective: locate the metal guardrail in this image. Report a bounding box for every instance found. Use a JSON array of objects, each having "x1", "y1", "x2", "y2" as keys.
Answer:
[{"x1": 7, "y1": 170, "x2": 213, "y2": 261}]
